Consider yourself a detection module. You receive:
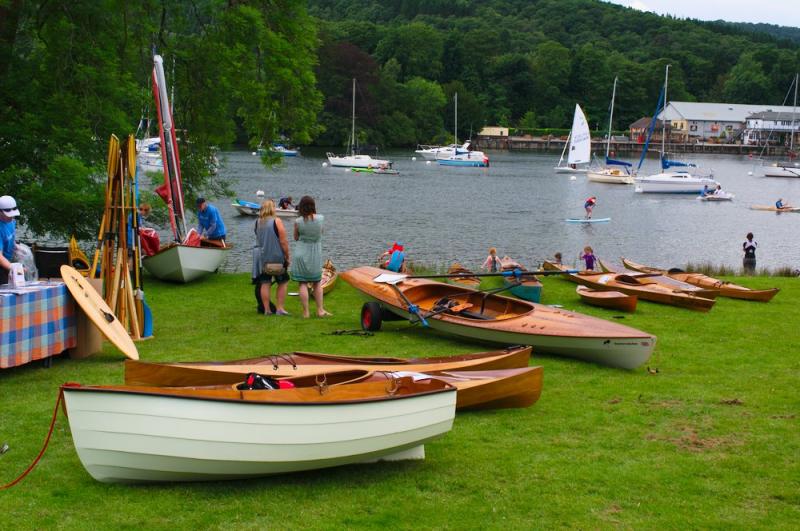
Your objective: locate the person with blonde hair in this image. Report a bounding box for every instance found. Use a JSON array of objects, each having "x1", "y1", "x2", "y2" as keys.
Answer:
[
  {"x1": 252, "y1": 199, "x2": 290, "y2": 315},
  {"x1": 481, "y1": 247, "x2": 499, "y2": 272},
  {"x1": 580, "y1": 246, "x2": 596, "y2": 271}
]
